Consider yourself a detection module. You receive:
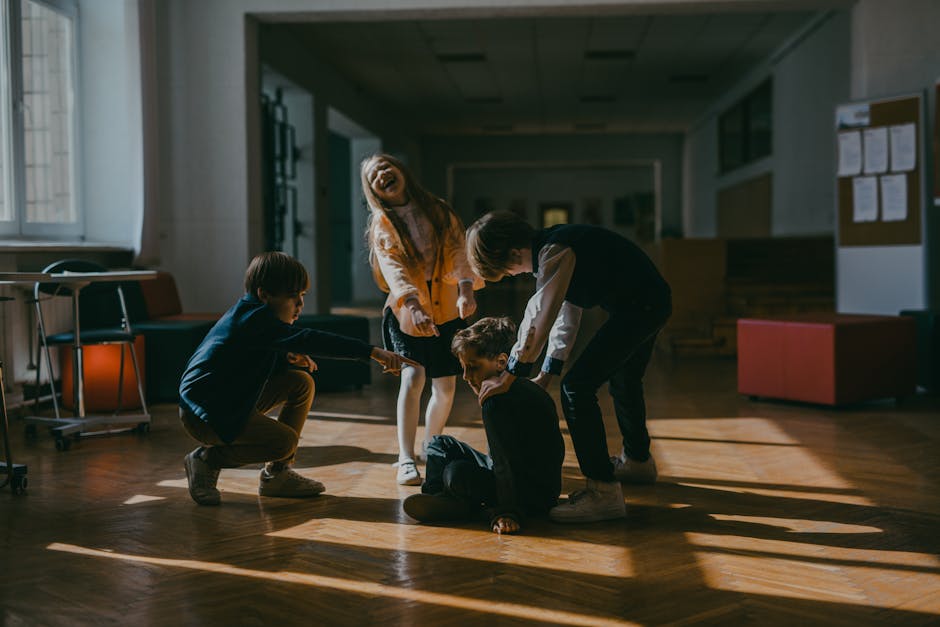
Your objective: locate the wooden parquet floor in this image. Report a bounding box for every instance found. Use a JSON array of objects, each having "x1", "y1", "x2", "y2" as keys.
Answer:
[{"x1": 2, "y1": 354, "x2": 939, "y2": 626}]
